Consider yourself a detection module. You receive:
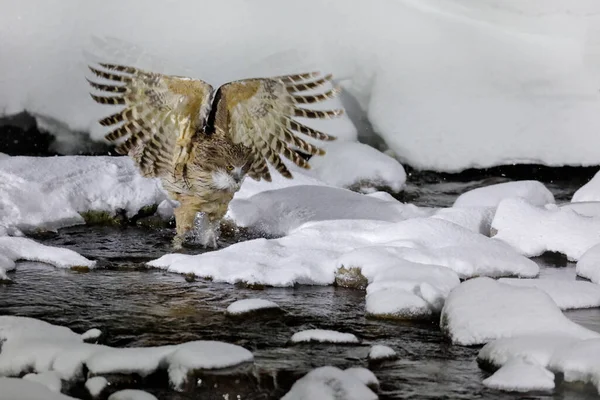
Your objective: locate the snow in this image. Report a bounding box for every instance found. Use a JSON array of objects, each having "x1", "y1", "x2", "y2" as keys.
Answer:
[
  {"x1": 290, "y1": 329, "x2": 359, "y2": 344},
  {"x1": 108, "y1": 390, "x2": 158, "y2": 400},
  {"x1": 0, "y1": 378, "x2": 77, "y2": 400},
  {"x1": 22, "y1": 371, "x2": 62, "y2": 393},
  {"x1": 308, "y1": 141, "x2": 406, "y2": 193},
  {"x1": 365, "y1": 288, "x2": 433, "y2": 319},
  {"x1": 281, "y1": 366, "x2": 377, "y2": 400},
  {"x1": 85, "y1": 376, "x2": 108, "y2": 397},
  {"x1": 368, "y1": 345, "x2": 397, "y2": 361},
  {"x1": 431, "y1": 206, "x2": 495, "y2": 235},
  {"x1": 0, "y1": 156, "x2": 165, "y2": 233},
  {"x1": 343, "y1": 367, "x2": 379, "y2": 388},
  {"x1": 548, "y1": 338, "x2": 600, "y2": 389},
  {"x1": 440, "y1": 278, "x2": 599, "y2": 346},
  {"x1": 81, "y1": 328, "x2": 103, "y2": 342},
  {"x1": 225, "y1": 298, "x2": 280, "y2": 315},
  {"x1": 499, "y1": 278, "x2": 600, "y2": 310},
  {"x1": 561, "y1": 201, "x2": 600, "y2": 218},
  {"x1": 492, "y1": 198, "x2": 600, "y2": 261},
  {"x1": 453, "y1": 181, "x2": 554, "y2": 208},
  {"x1": 577, "y1": 243, "x2": 600, "y2": 284},
  {"x1": 572, "y1": 170, "x2": 600, "y2": 202},
  {"x1": 482, "y1": 358, "x2": 555, "y2": 392},
  {"x1": 4, "y1": 1, "x2": 600, "y2": 171}
]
